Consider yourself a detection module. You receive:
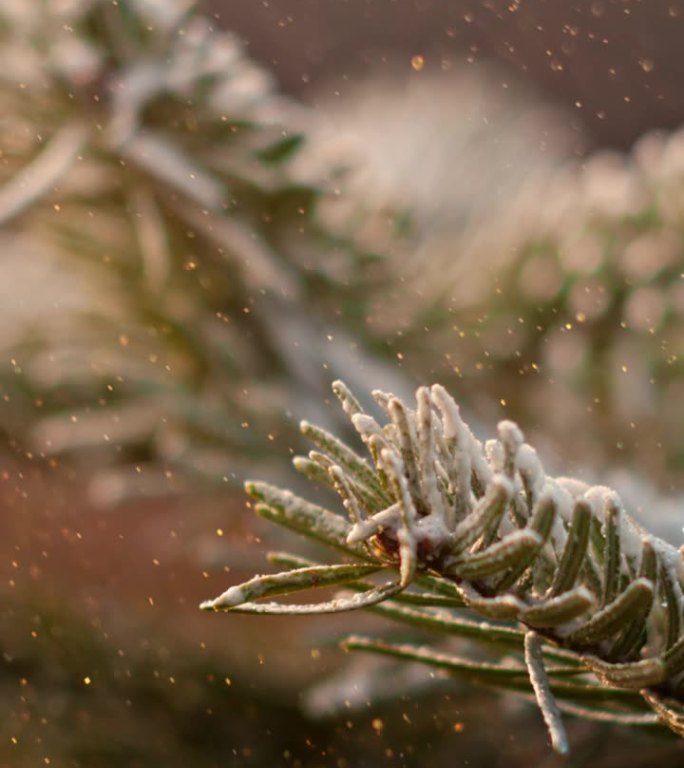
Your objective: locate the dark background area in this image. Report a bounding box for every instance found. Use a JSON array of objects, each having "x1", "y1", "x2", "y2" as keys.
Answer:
[{"x1": 203, "y1": 0, "x2": 684, "y2": 151}]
